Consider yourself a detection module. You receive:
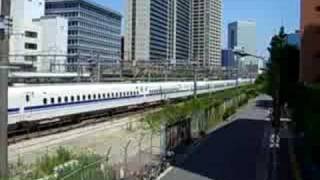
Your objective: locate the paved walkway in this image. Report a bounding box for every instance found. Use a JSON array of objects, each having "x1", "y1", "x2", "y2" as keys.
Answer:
[{"x1": 160, "y1": 95, "x2": 275, "y2": 180}]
